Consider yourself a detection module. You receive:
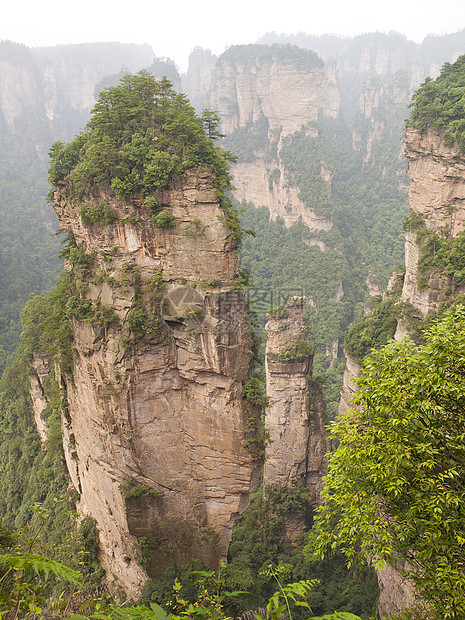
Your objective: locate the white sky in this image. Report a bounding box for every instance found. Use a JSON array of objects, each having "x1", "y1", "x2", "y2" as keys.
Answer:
[{"x1": 3, "y1": 0, "x2": 465, "y2": 72}]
